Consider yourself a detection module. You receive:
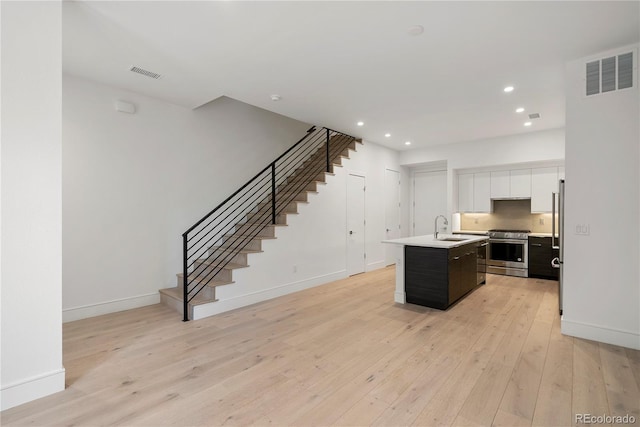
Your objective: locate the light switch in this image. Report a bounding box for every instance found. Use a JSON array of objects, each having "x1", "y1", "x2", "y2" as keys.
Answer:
[{"x1": 575, "y1": 224, "x2": 590, "y2": 235}]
